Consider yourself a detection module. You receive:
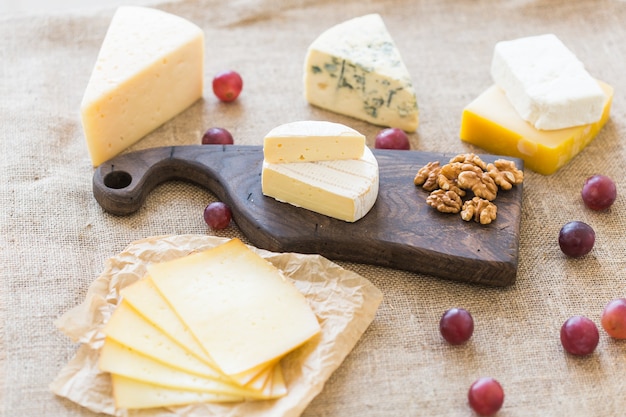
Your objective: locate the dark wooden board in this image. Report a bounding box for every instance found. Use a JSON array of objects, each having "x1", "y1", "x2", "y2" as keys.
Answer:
[{"x1": 93, "y1": 145, "x2": 524, "y2": 286}]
